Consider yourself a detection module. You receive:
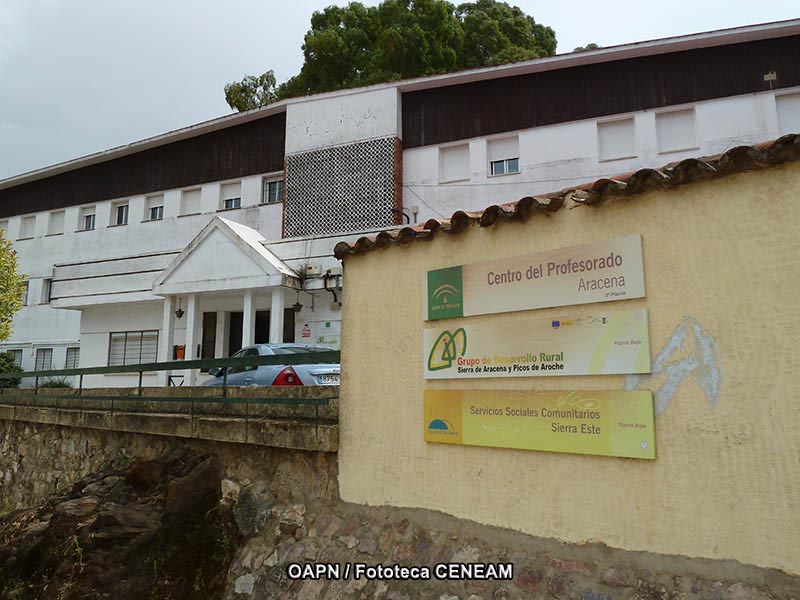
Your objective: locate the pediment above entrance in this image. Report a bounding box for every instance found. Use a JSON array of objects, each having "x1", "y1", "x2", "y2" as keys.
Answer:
[{"x1": 153, "y1": 217, "x2": 298, "y2": 295}]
